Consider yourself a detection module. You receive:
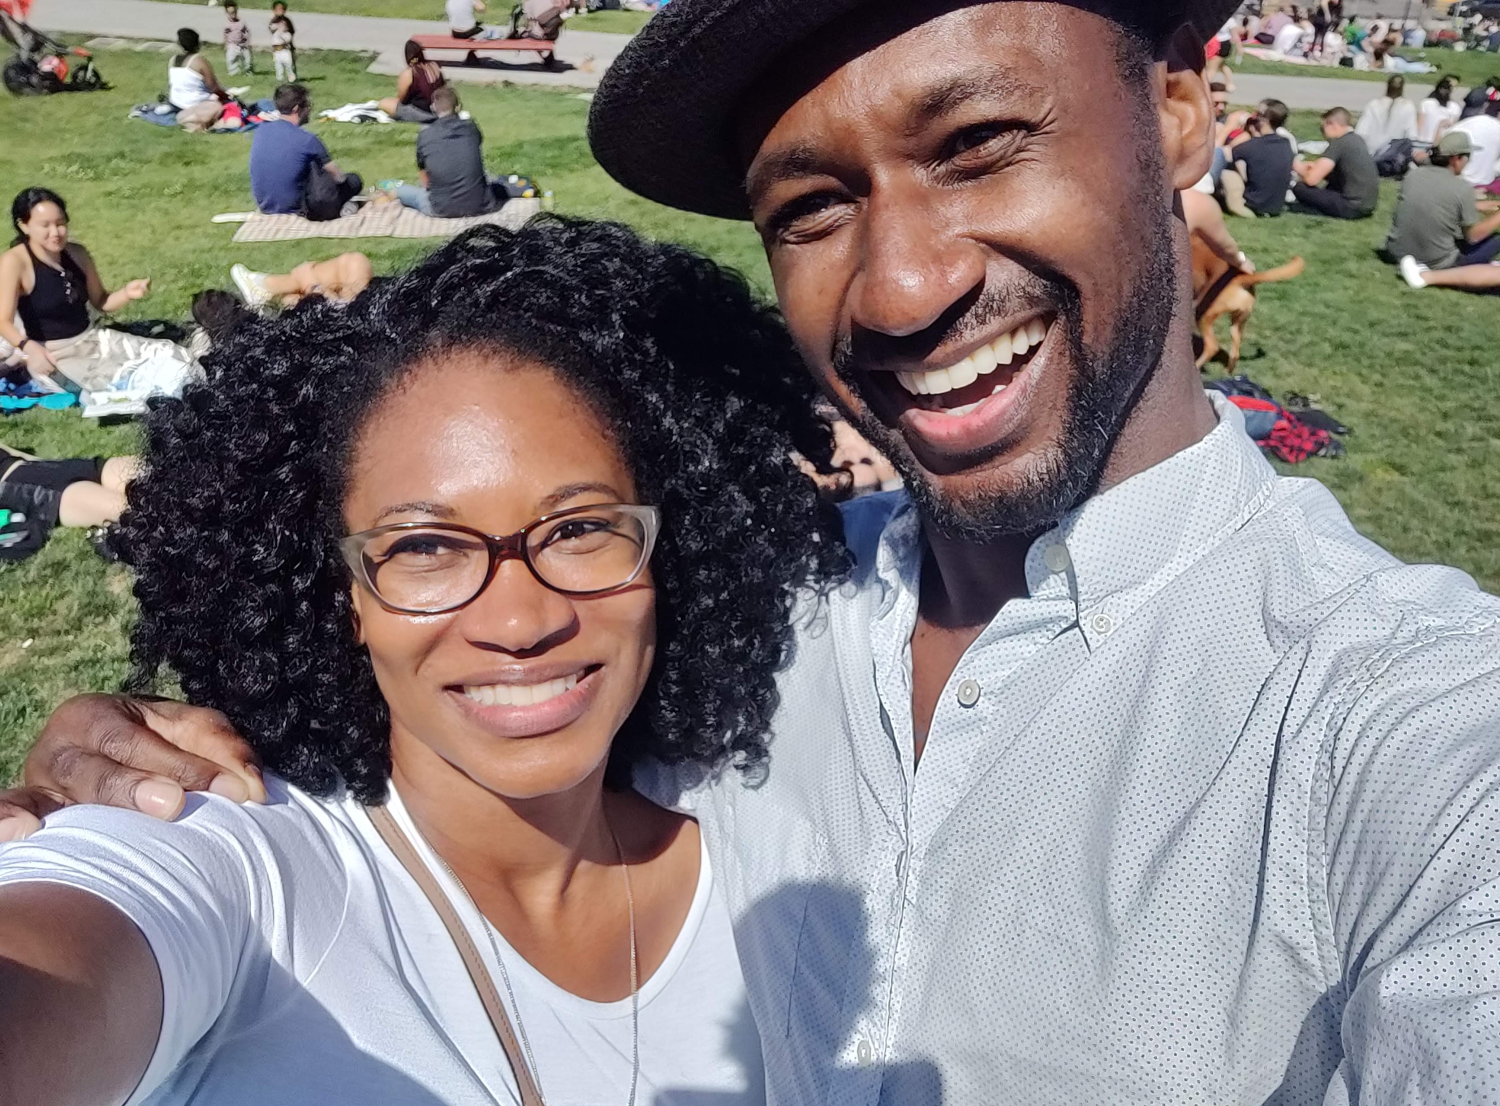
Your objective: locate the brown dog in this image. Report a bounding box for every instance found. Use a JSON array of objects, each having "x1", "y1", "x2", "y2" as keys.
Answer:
[{"x1": 1191, "y1": 236, "x2": 1304, "y2": 372}]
